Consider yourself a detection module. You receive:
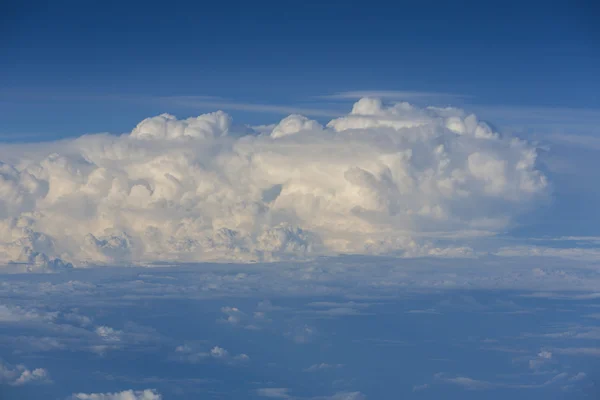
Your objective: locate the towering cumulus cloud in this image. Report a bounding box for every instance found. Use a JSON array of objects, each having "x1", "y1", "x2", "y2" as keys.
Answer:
[{"x1": 0, "y1": 98, "x2": 547, "y2": 269}]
